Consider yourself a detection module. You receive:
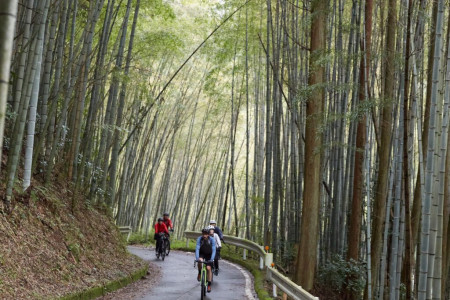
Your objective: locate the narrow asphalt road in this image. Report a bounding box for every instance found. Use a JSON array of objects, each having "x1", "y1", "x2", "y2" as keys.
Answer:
[{"x1": 128, "y1": 246, "x2": 258, "y2": 300}]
